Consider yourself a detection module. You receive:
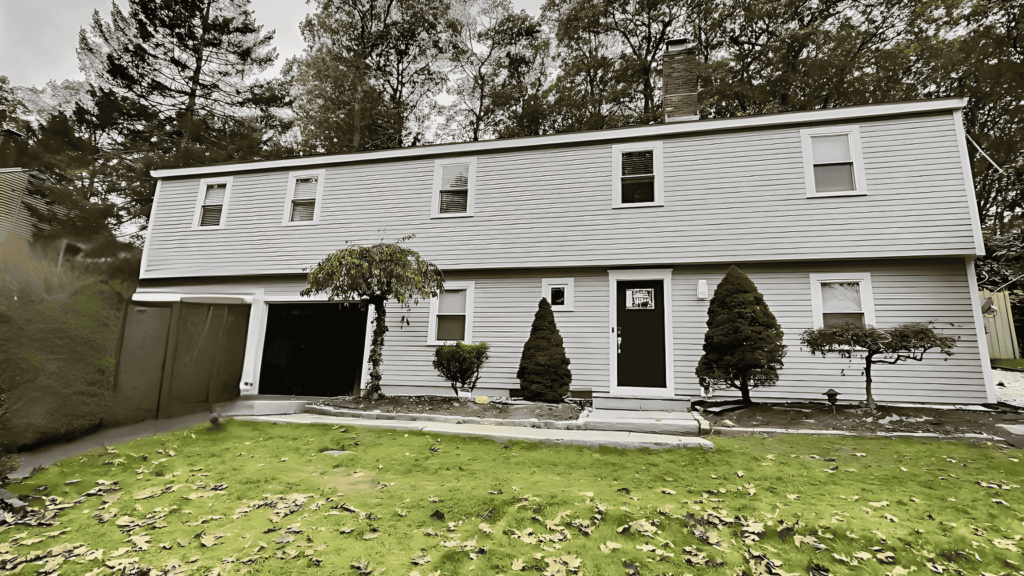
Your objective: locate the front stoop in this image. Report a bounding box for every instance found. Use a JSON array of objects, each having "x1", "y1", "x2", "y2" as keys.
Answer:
[
  {"x1": 215, "y1": 395, "x2": 319, "y2": 417},
  {"x1": 592, "y1": 394, "x2": 692, "y2": 412},
  {"x1": 304, "y1": 402, "x2": 712, "y2": 436},
  {"x1": 587, "y1": 395, "x2": 710, "y2": 435}
]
